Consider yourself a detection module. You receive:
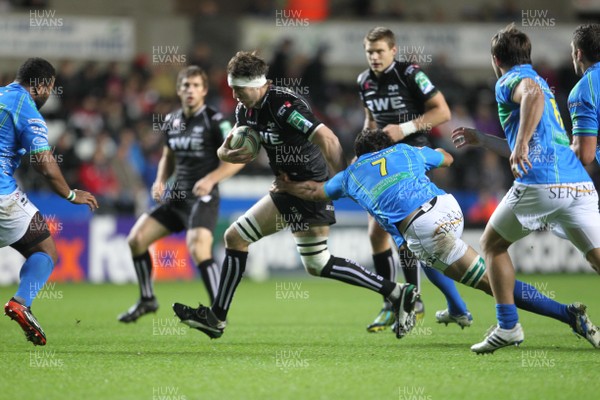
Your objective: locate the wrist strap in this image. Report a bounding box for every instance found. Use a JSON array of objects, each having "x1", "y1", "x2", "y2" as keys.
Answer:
[
  {"x1": 66, "y1": 190, "x2": 76, "y2": 202},
  {"x1": 400, "y1": 120, "x2": 418, "y2": 137}
]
